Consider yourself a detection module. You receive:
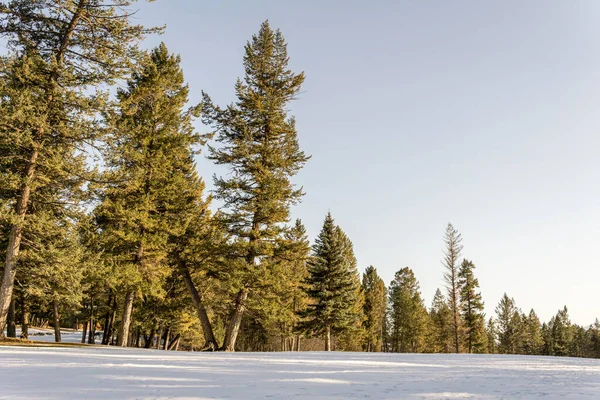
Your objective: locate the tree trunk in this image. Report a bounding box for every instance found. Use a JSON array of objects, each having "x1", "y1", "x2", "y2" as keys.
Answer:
[
  {"x1": 325, "y1": 325, "x2": 331, "y2": 351},
  {"x1": 167, "y1": 333, "x2": 181, "y2": 351},
  {"x1": 7, "y1": 298, "x2": 16, "y2": 338},
  {"x1": 101, "y1": 293, "x2": 114, "y2": 345},
  {"x1": 104, "y1": 296, "x2": 117, "y2": 345},
  {"x1": 88, "y1": 318, "x2": 95, "y2": 344},
  {"x1": 178, "y1": 260, "x2": 219, "y2": 350},
  {"x1": 81, "y1": 320, "x2": 88, "y2": 343},
  {"x1": 53, "y1": 300, "x2": 61, "y2": 343},
  {"x1": 155, "y1": 326, "x2": 163, "y2": 349},
  {"x1": 20, "y1": 293, "x2": 29, "y2": 340},
  {"x1": 221, "y1": 288, "x2": 249, "y2": 352},
  {"x1": 145, "y1": 324, "x2": 157, "y2": 349},
  {"x1": 117, "y1": 291, "x2": 134, "y2": 347},
  {"x1": 163, "y1": 326, "x2": 170, "y2": 350},
  {"x1": 295, "y1": 335, "x2": 301, "y2": 352},
  {"x1": 0, "y1": 149, "x2": 38, "y2": 335}
]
